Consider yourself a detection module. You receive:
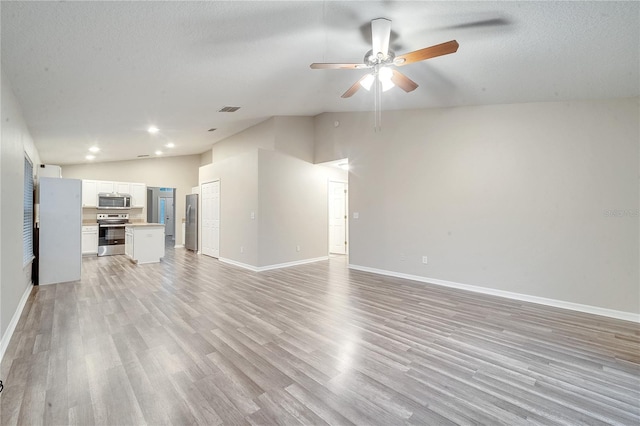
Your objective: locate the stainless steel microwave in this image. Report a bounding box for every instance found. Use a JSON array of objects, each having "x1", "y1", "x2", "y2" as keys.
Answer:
[{"x1": 97, "y1": 193, "x2": 131, "y2": 209}]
